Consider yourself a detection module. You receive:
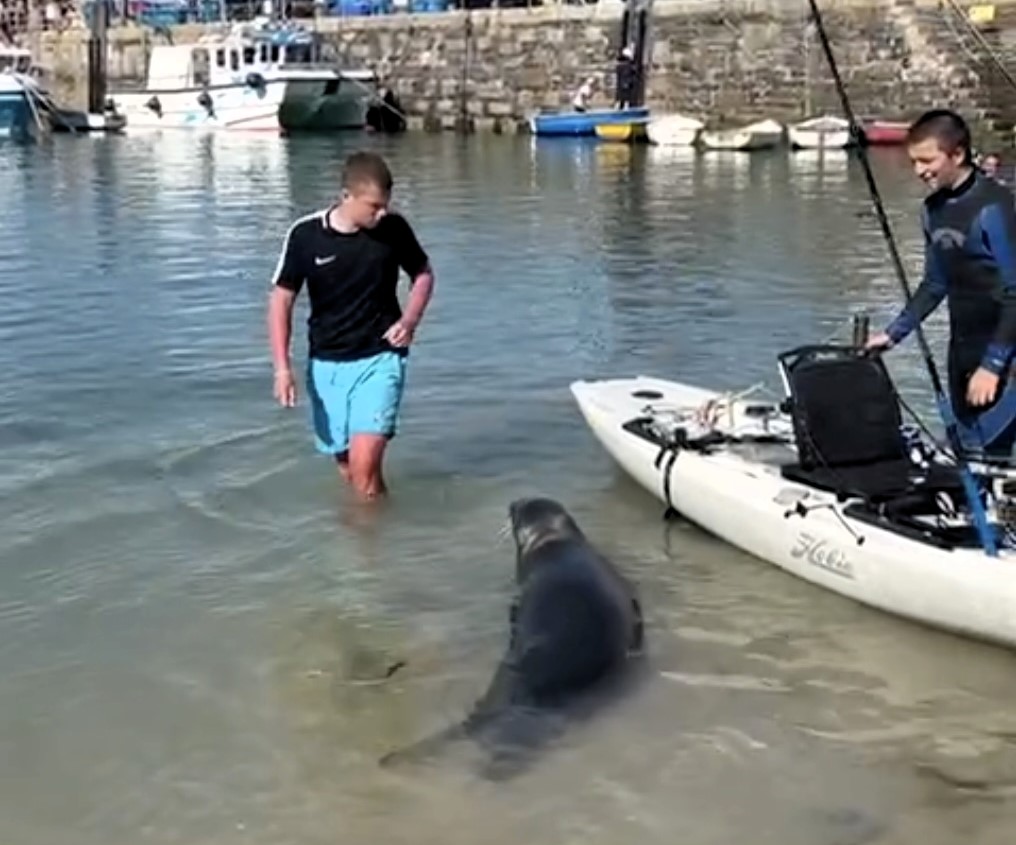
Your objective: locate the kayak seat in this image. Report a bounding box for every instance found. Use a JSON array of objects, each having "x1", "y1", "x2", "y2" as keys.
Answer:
[{"x1": 776, "y1": 344, "x2": 964, "y2": 505}]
